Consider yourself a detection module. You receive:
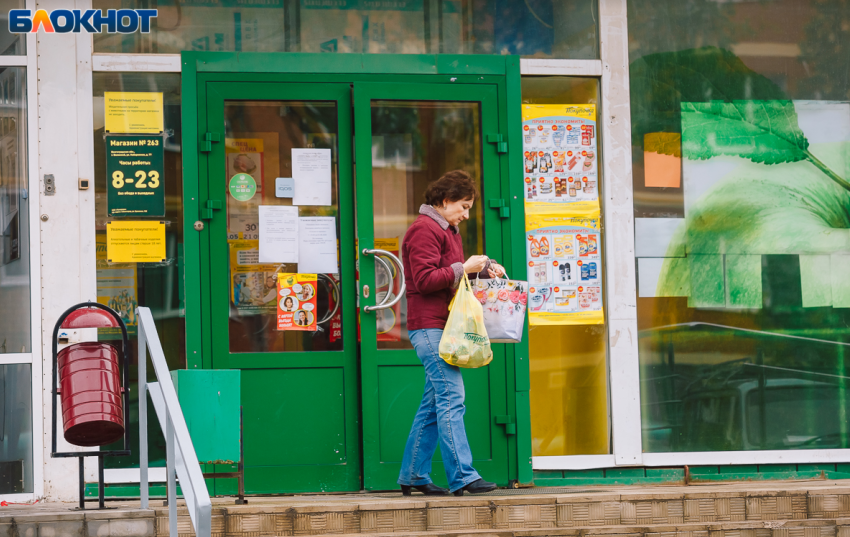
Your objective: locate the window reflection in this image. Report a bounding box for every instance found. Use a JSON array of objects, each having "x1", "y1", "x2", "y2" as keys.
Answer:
[
  {"x1": 629, "y1": 0, "x2": 850, "y2": 452},
  {"x1": 522, "y1": 77, "x2": 609, "y2": 456},
  {"x1": 92, "y1": 0, "x2": 598, "y2": 59},
  {"x1": 93, "y1": 73, "x2": 185, "y2": 470},
  {"x1": 371, "y1": 100, "x2": 483, "y2": 350},
  {"x1": 0, "y1": 1, "x2": 26, "y2": 55},
  {"x1": 0, "y1": 364, "x2": 32, "y2": 493},
  {"x1": 0, "y1": 68, "x2": 29, "y2": 354}
]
